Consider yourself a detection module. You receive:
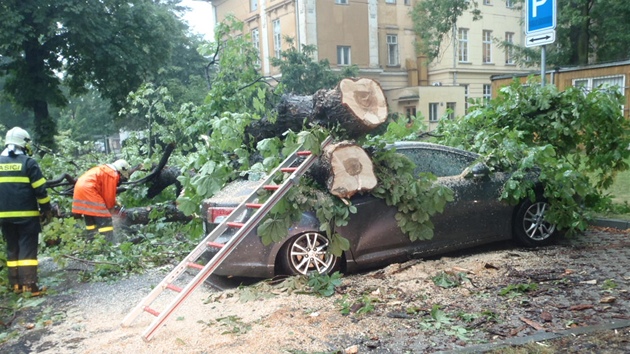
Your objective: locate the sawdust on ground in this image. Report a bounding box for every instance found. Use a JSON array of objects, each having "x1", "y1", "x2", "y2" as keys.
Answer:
[{"x1": 2, "y1": 226, "x2": 630, "y2": 354}]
